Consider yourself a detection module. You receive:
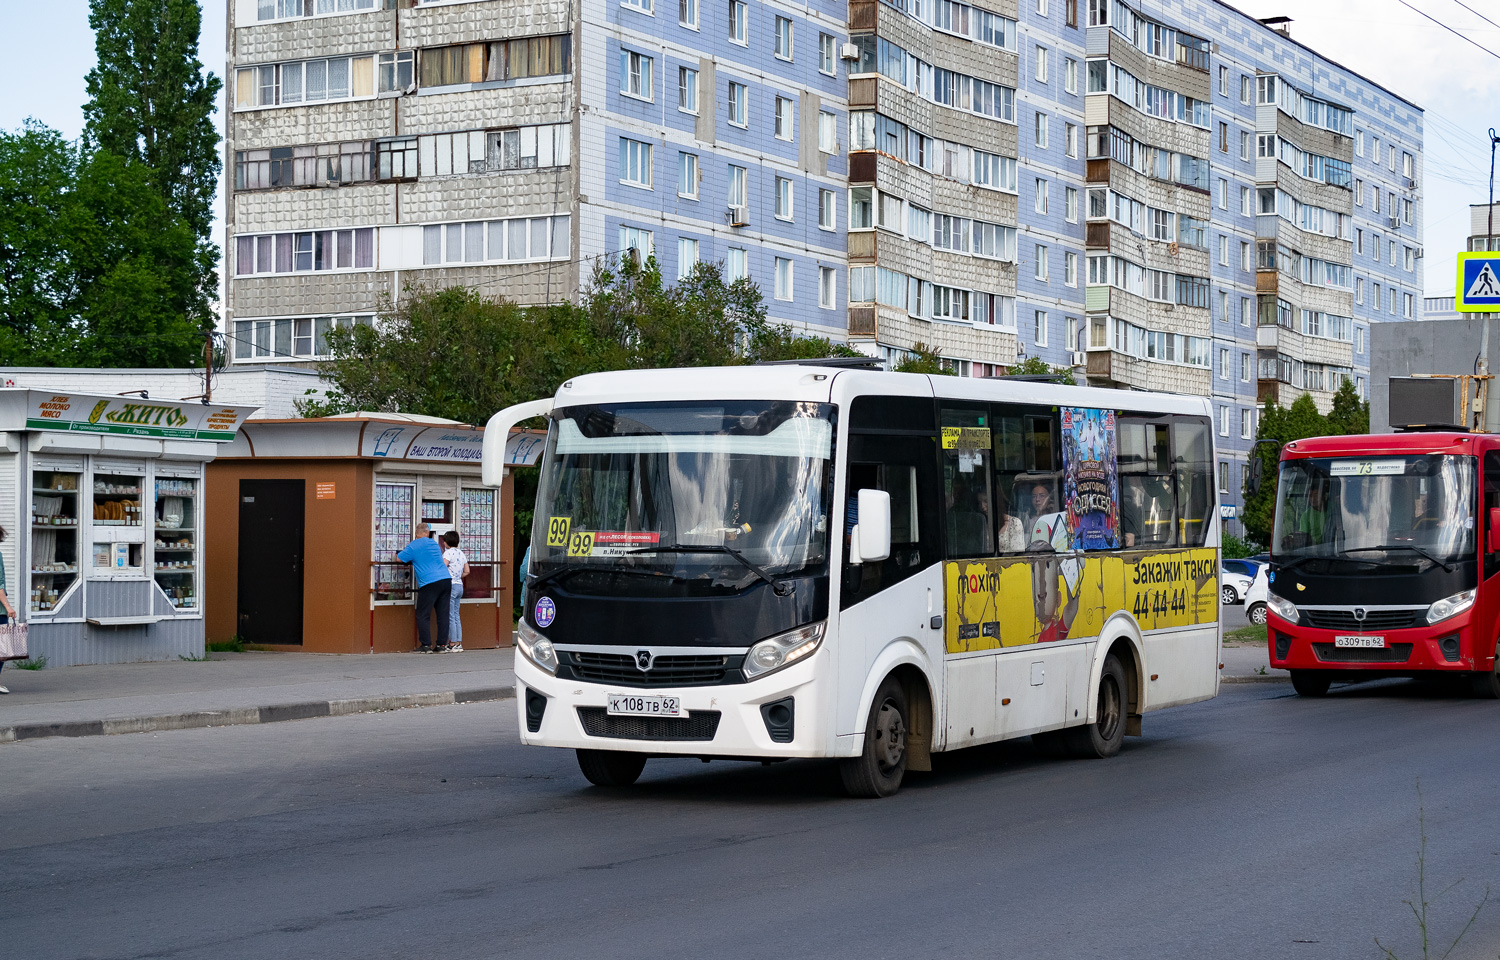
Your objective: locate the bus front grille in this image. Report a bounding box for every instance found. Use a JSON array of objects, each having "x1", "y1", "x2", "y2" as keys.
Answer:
[
  {"x1": 564, "y1": 651, "x2": 742, "y2": 686},
  {"x1": 1302, "y1": 609, "x2": 1423, "y2": 631},
  {"x1": 1312, "y1": 642, "x2": 1414, "y2": 663},
  {"x1": 576, "y1": 707, "x2": 722, "y2": 741}
]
